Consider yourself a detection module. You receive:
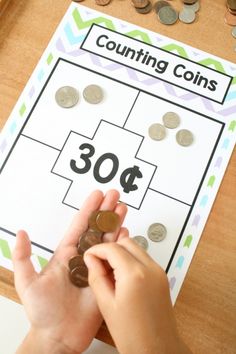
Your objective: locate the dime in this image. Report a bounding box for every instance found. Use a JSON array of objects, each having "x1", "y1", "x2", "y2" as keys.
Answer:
[
  {"x1": 176, "y1": 129, "x2": 194, "y2": 146},
  {"x1": 227, "y1": 0, "x2": 236, "y2": 11},
  {"x1": 148, "y1": 123, "x2": 166, "y2": 141},
  {"x1": 132, "y1": 236, "x2": 149, "y2": 250},
  {"x1": 83, "y1": 84, "x2": 104, "y2": 104},
  {"x1": 68, "y1": 255, "x2": 85, "y2": 271},
  {"x1": 183, "y1": 0, "x2": 200, "y2": 12},
  {"x1": 179, "y1": 8, "x2": 196, "y2": 23},
  {"x1": 55, "y1": 86, "x2": 79, "y2": 108},
  {"x1": 132, "y1": 0, "x2": 149, "y2": 9},
  {"x1": 162, "y1": 112, "x2": 180, "y2": 129},
  {"x1": 158, "y1": 6, "x2": 178, "y2": 25},
  {"x1": 225, "y1": 10, "x2": 236, "y2": 26},
  {"x1": 232, "y1": 26, "x2": 236, "y2": 38},
  {"x1": 70, "y1": 266, "x2": 88, "y2": 288},
  {"x1": 147, "y1": 223, "x2": 167, "y2": 242},
  {"x1": 153, "y1": 0, "x2": 170, "y2": 14},
  {"x1": 79, "y1": 230, "x2": 102, "y2": 253},
  {"x1": 96, "y1": 211, "x2": 120, "y2": 233},
  {"x1": 135, "y1": 1, "x2": 153, "y2": 14}
]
